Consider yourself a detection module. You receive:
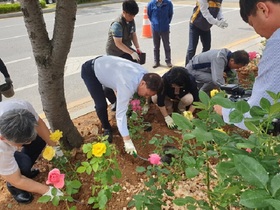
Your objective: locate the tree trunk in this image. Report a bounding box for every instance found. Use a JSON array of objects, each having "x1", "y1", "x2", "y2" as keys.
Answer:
[{"x1": 19, "y1": 0, "x2": 83, "y2": 149}]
